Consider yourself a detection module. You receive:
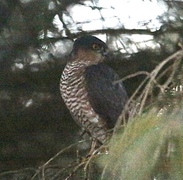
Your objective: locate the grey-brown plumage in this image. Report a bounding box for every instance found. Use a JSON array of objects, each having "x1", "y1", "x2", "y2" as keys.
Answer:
[{"x1": 60, "y1": 35, "x2": 128, "y2": 144}]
